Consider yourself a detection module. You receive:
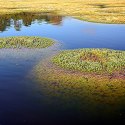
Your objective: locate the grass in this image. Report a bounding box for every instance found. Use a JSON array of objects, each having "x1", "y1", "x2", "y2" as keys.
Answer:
[
  {"x1": 0, "y1": 0, "x2": 125, "y2": 24},
  {"x1": 0, "y1": 36, "x2": 55, "y2": 49},
  {"x1": 52, "y1": 49, "x2": 125, "y2": 75}
]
